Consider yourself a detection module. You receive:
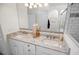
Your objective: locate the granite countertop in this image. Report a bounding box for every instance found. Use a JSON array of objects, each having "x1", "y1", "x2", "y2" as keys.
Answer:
[{"x1": 7, "y1": 31, "x2": 70, "y2": 54}]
